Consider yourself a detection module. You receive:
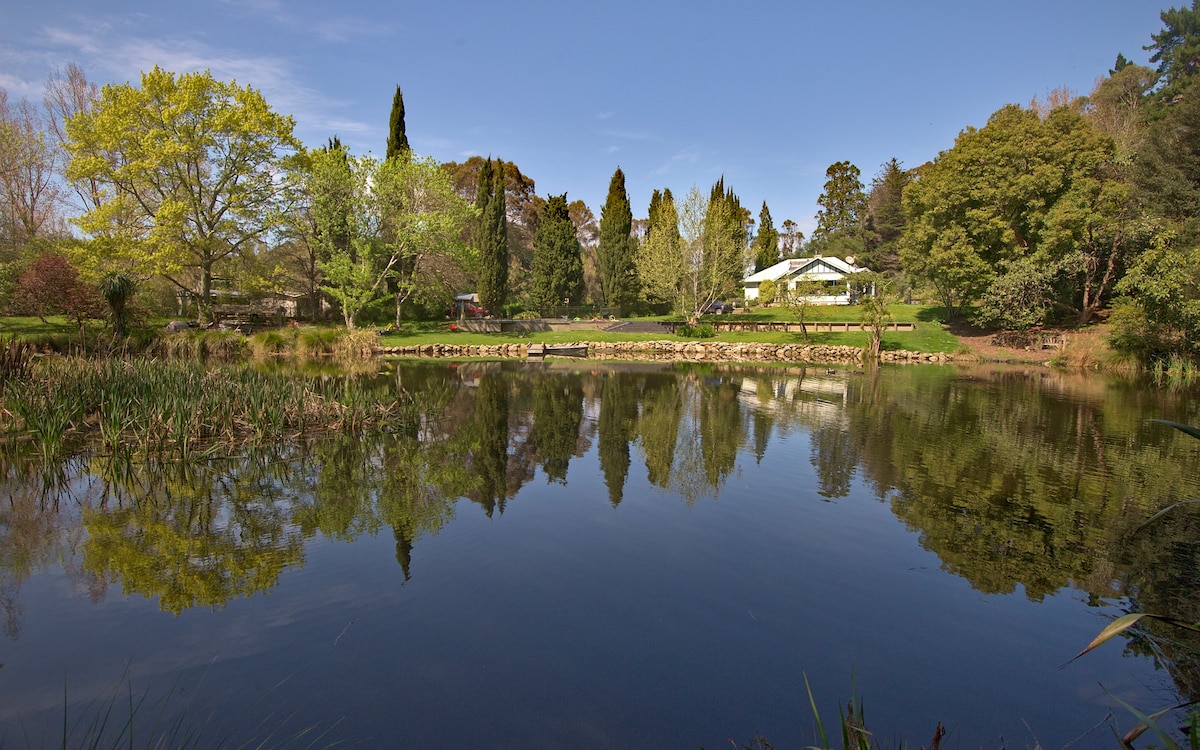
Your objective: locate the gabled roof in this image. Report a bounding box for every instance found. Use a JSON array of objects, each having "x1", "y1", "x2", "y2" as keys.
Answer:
[{"x1": 744, "y1": 256, "x2": 866, "y2": 283}]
